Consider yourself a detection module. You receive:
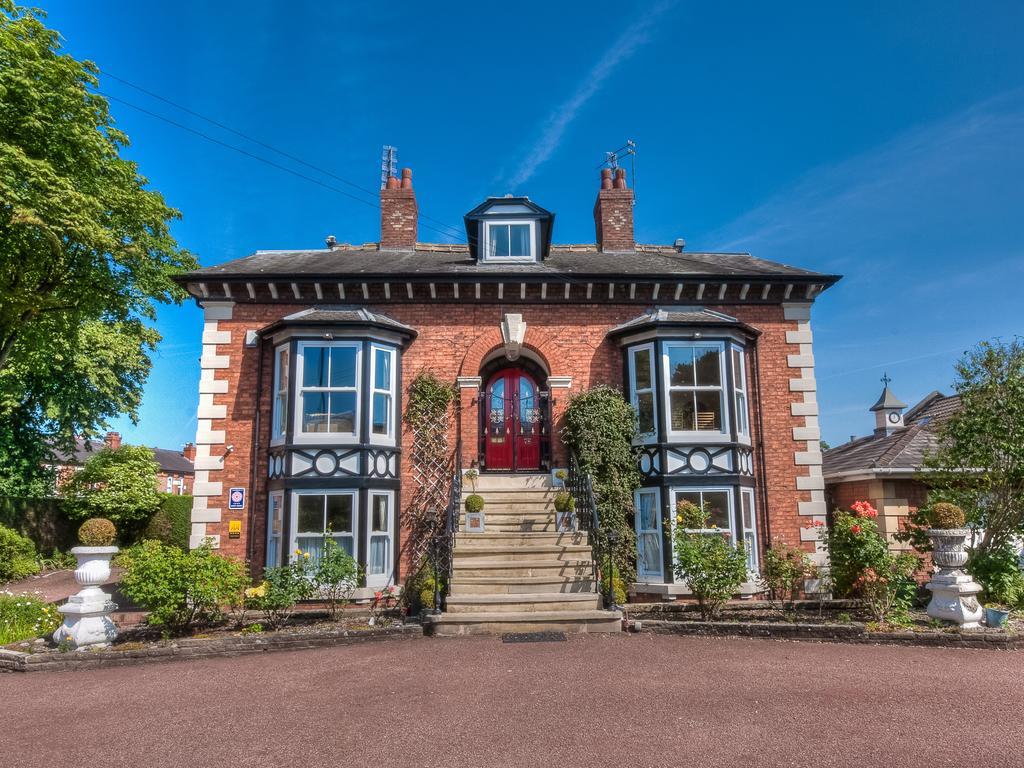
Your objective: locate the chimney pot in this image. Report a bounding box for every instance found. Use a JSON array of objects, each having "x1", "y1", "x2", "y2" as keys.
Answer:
[
  {"x1": 613, "y1": 167, "x2": 627, "y2": 189},
  {"x1": 182, "y1": 442, "x2": 196, "y2": 462},
  {"x1": 385, "y1": 175, "x2": 400, "y2": 189},
  {"x1": 600, "y1": 168, "x2": 613, "y2": 190},
  {"x1": 400, "y1": 167, "x2": 413, "y2": 189}
]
